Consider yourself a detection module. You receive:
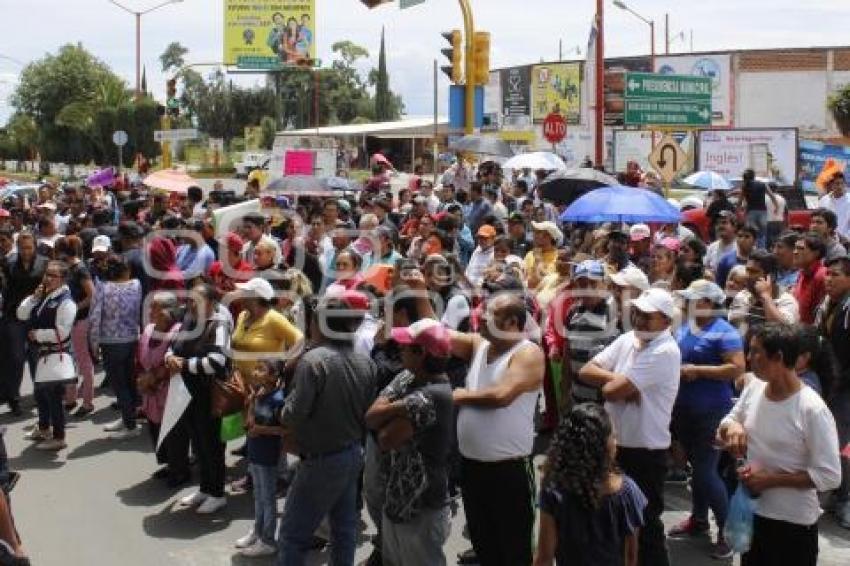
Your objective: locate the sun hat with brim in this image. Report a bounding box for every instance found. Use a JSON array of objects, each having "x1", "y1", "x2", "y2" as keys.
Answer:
[
  {"x1": 631, "y1": 288, "x2": 677, "y2": 319},
  {"x1": 236, "y1": 278, "x2": 275, "y2": 301},
  {"x1": 573, "y1": 259, "x2": 605, "y2": 280},
  {"x1": 676, "y1": 279, "x2": 726, "y2": 304},
  {"x1": 531, "y1": 221, "x2": 564, "y2": 246},
  {"x1": 610, "y1": 266, "x2": 650, "y2": 291}
]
